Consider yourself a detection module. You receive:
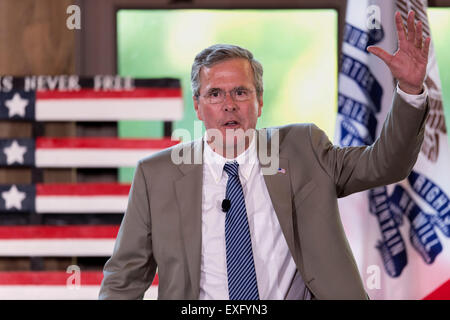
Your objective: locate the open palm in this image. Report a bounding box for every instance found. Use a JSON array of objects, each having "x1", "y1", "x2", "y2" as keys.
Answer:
[{"x1": 367, "y1": 11, "x2": 431, "y2": 94}]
